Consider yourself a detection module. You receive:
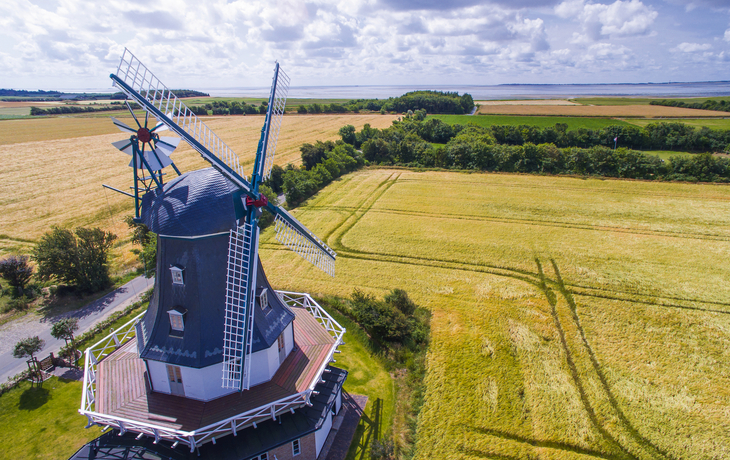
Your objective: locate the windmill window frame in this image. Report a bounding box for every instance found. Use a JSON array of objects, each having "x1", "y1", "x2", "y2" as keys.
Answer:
[
  {"x1": 259, "y1": 288, "x2": 271, "y2": 312},
  {"x1": 168, "y1": 309, "x2": 186, "y2": 334},
  {"x1": 292, "y1": 438, "x2": 301, "y2": 456},
  {"x1": 170, "y1": 266, "x2": 184, "y2": 285}
]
